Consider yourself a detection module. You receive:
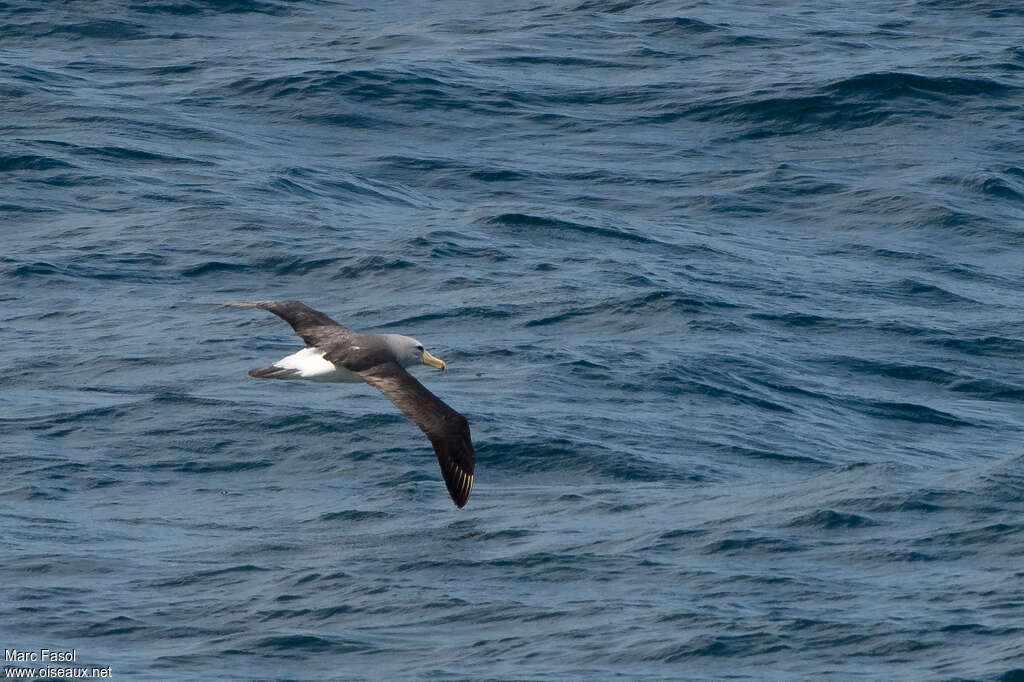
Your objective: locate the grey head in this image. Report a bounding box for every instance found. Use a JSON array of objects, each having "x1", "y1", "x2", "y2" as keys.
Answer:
[{"x1": 379, "y1": 333, "x2": 447, "y2": 371}]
